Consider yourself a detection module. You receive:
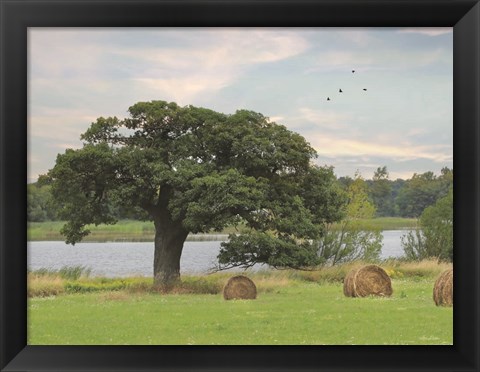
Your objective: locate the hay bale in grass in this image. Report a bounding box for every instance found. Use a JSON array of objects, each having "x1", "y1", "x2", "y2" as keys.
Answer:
[
  {"x1": 433, "y1": 269, "x2": 453, "y2": 307},
  {"x1": 223, "y1": 275, "x2": 257, "y2": 300},
  {"x1": 343, "y1": 264, "x2": 393, "y2": 297}
]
